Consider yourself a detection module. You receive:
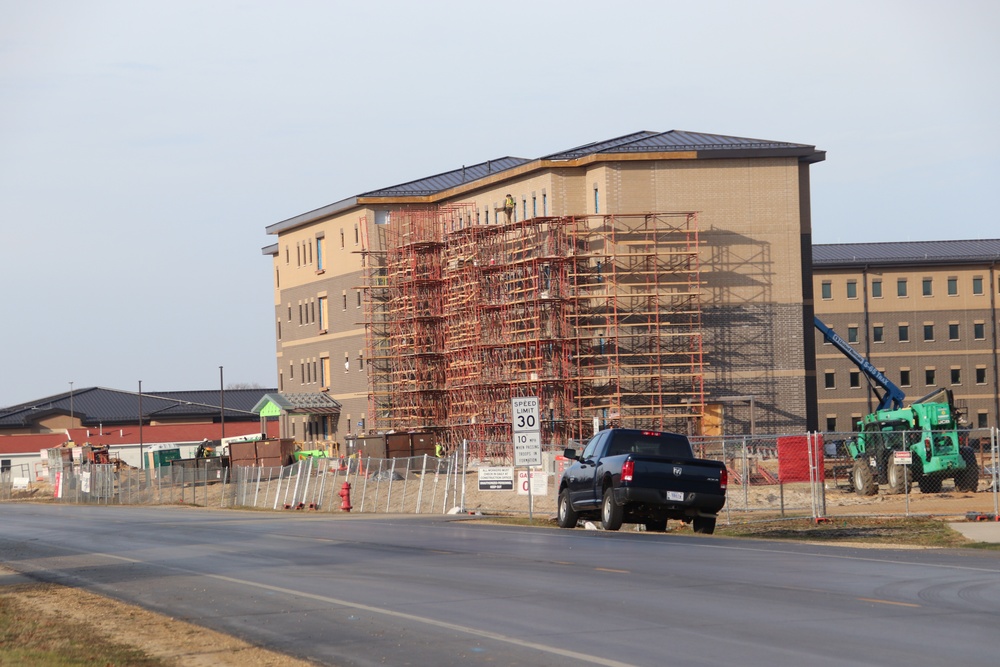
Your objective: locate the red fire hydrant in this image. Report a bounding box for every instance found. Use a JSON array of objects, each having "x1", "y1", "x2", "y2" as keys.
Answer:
[{"x1": 338, "y1": 482, "x2": 353, "y2": 512}]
